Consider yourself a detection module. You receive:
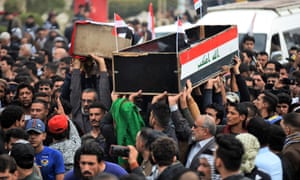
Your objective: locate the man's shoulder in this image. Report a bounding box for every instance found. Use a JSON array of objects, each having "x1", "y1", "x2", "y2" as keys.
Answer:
[
  {"x1": 283, "y1": 142, "x2": 300, "y2": 155},
  {"x1": 104, "y1": 161, "x2": 128, "y2": 177},
  {"x1": 23, "y1": 171, "x2": 42, "y2": 180},
  {"x1": 39, "y1": 146, "x2": 64, "y2": 157}
]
